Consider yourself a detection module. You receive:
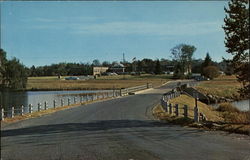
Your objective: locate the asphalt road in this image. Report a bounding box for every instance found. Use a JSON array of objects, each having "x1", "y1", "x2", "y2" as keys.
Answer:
[{"x1": 1, "y1": 81, "x2": 250, "y2": 160}]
